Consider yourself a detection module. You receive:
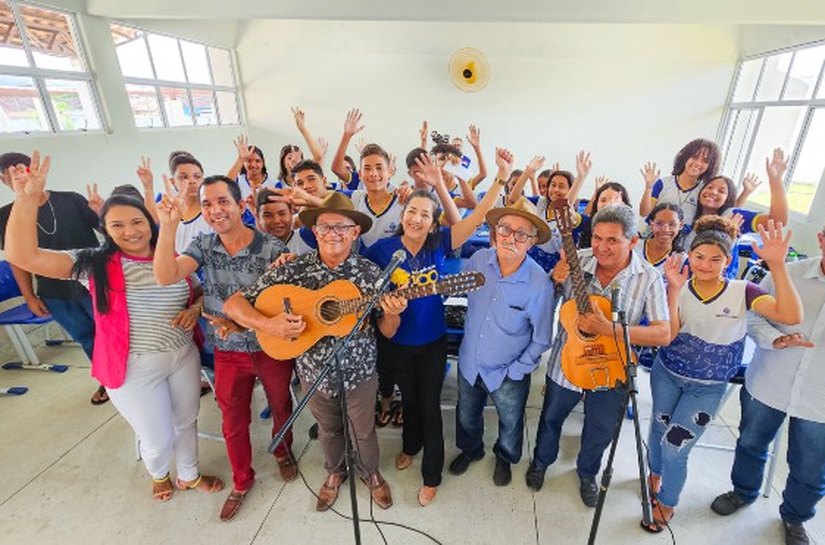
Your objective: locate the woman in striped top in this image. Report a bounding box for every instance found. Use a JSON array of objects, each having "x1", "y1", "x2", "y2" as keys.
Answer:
[{"x1": 4, "y1": 152, "x2": 223, "y2": 504}]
